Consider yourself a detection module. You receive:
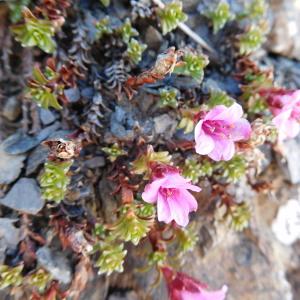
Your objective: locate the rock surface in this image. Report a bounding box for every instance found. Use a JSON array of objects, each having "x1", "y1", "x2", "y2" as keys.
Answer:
[
  {"x1": 4, "y1": 122, "x2": 60, "y2": 155},
  {"x1": 277, "y1": 135, "x2": 300, "y2": 184},
  {"x1": 0, "y1": 135, "x2": 26, "y2": 184},
  {"x1": 36, "y1": 246, "x2": 72, "y2": 284},
  {"x1": 0, "y1": 178, "x2": 44, "y2": 214},
  {"x1": 267, "y1": 0, "x2": 300, "y2": 60}
]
